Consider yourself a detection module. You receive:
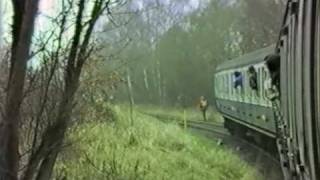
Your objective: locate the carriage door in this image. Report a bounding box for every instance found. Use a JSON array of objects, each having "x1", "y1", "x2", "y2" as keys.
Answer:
[
  {"x1": 278, "y1": 1, "x2": 304, "y2": 179},
  {"x1": 308, "y1": 0, "x2": 320, "y2": 179},
  {"x1": 279, "y1": 28, "x2": 300, "y2": 180},
  {"x1": 291, "y1": 0, "x2": 319, "y2": 179},
  {"x1": 315, "y1": 0, "x2": 320, "y2": 177}
]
